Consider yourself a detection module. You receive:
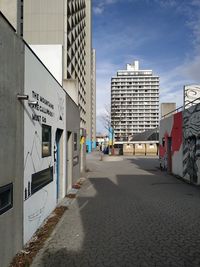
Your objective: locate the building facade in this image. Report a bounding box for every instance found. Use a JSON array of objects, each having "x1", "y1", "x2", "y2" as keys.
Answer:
[
  {"x1": 0, "y1": 12, "x2": 24, "y2": 267},
  {"x1": 22, "y1": 0, "x2": 93, "y2": 154},
  {"x1": 0, "y1": 0, "x2": 95, "y2": 156},
  {"x1": 0, "y1": 11, "x2": 80, "y2": 267},
  {"x1": 111, "y1": 61, "x2": 159, "y2": 141},
  {"x1": 91, "y1": 49, "x2": 96, "y2": 150},
  {"x1": 160, "y1": 102, "x2": 176, "y2": 118}
]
